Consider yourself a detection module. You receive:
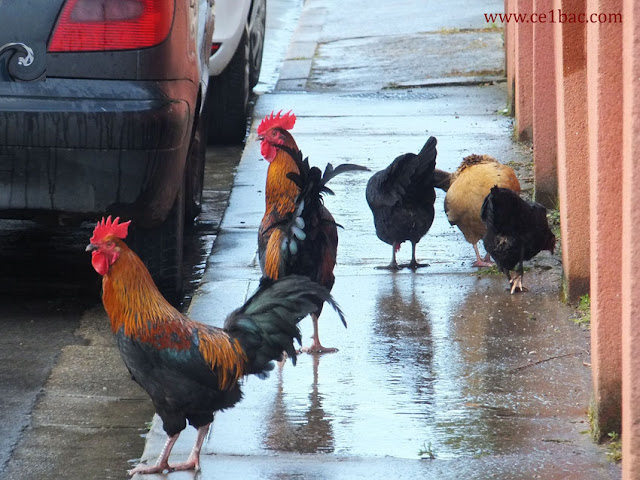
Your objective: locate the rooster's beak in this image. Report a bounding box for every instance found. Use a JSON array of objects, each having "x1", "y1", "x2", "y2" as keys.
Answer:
[{"x1": 85, "y1": 243, "x2": 98, "y2": 252}]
